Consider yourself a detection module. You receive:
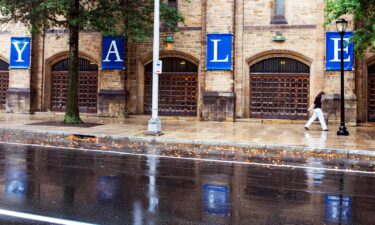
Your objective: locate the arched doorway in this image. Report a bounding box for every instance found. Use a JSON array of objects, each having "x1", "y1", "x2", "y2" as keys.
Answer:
[
  {"x1": 144, "y1": 57, "x2": 198, "y2": 116},
  {"x1": 368, "y1": 63, "x2": 375, "y2": 122},
  {"x1": 0, "y1": 59, "x2": 9, "y2": 109},
  {"x1": 51, "y1": 58, "x2": 98, "y2": 113},
  {"x1": 249, "y1": 57, "x2": 310, "y2": 120}
]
